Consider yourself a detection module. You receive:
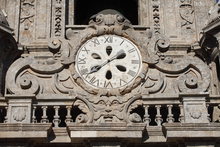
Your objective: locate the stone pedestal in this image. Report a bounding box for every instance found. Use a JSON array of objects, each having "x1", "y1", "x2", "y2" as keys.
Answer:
[
  {"x1": 6, "y1": 96, "x2": 34, "y2": 123},
  {"x1": 181, "y1": 95, "x2": 209, "y2": 123}
]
